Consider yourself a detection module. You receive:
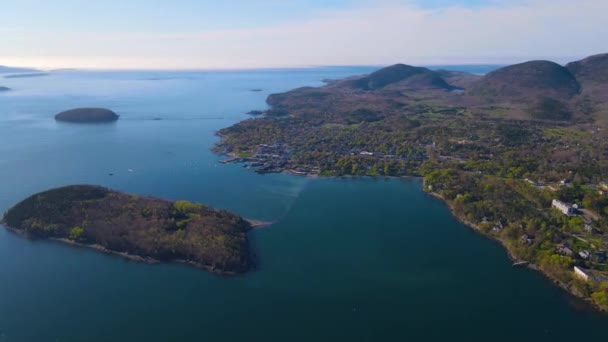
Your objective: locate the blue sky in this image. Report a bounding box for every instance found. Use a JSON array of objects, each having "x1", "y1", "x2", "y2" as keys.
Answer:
[
  {"x1": 1, "y1": 0, "x2": 606, "y2": 69},
  {"x1": 3, "y1": 1, "x2": 494, "y2": 32}
]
